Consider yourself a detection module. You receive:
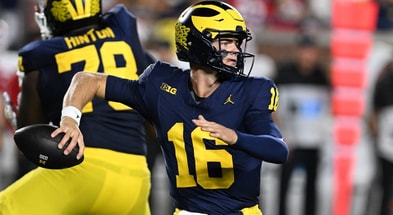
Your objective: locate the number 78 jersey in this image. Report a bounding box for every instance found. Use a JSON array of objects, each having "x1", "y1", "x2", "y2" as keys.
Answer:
[
  {"x1": 106, "y1": 62, "x2": 284, "y2": 214},
  {"x1": 17, "y1": 5, "x2": 151, "y2": 154}
]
